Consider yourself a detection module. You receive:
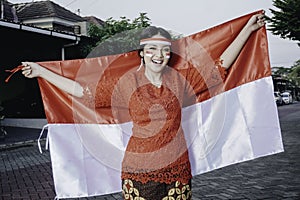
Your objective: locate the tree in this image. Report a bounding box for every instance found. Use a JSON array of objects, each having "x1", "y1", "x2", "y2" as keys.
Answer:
[
  {"x1": 272, "y1": 66, "x2": 291, "y2": 77},
  {"x1": 83, "y1": 13, "x2": 182, "y2": 57},
  {"x1": 288, "y1": 59, "x2": 300, "y2": 86},
  {"x1": 84, "y1": 13, "x2": 151, "y2": 57},
  {"x1": 267, "y1": 0, "x2": 300, "y2": 45}
]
